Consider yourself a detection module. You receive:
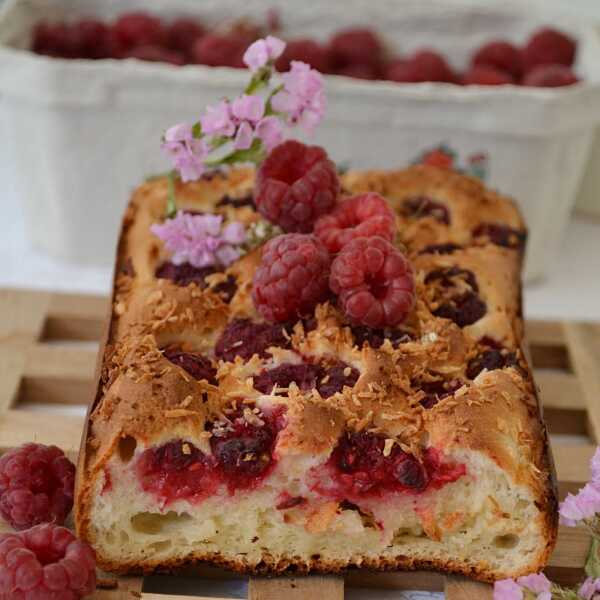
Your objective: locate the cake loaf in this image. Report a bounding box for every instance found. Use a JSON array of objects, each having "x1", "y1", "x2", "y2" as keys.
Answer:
[{"x1": 75, "y1": 164, "x2": 557, "y2": 581}]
